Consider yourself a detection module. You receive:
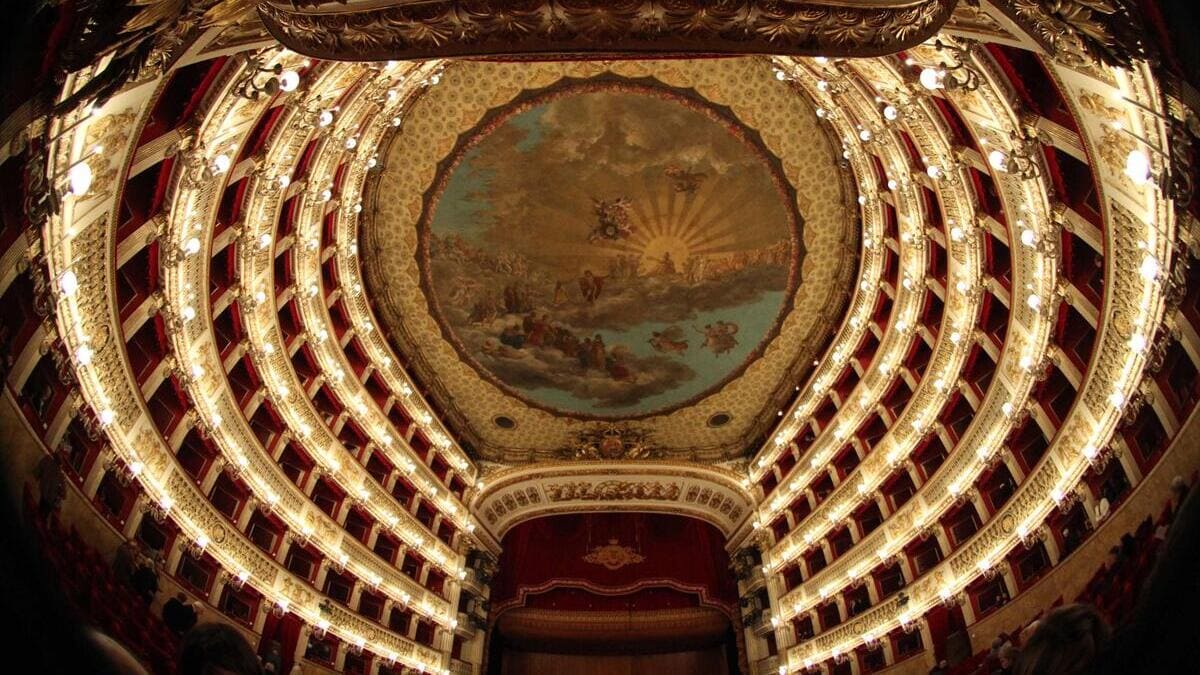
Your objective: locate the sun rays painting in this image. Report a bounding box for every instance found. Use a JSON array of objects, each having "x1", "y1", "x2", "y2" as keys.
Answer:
[{"x1": 419, "y1": 81, "x2": 803, "y2": 417}]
